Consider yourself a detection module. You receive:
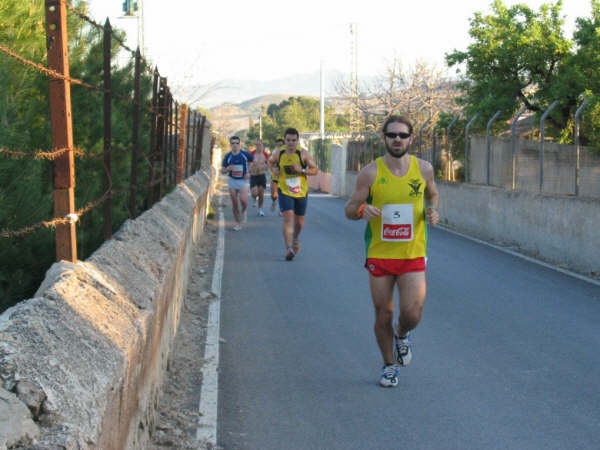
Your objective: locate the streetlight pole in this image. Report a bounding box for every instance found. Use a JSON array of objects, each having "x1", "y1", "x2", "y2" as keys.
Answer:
[{"x1": 320, "y1": 59, "x2": 325, "y2": 140}]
